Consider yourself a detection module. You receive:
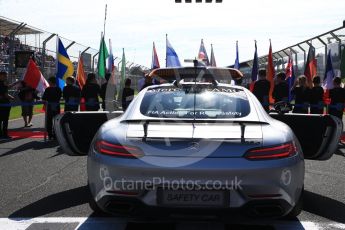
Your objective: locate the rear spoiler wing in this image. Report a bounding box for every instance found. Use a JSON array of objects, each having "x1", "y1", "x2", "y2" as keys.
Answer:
[{"x1": 149, "y1": 67, "x2": 243, "y2": 82}]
